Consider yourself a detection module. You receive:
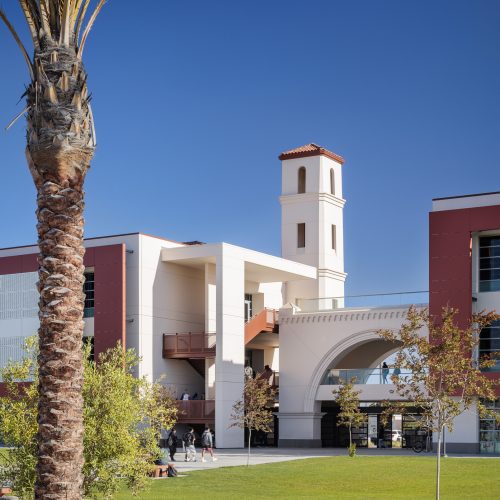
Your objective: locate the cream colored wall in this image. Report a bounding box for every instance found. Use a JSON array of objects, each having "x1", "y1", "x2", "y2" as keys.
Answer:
[{"x1": 136, "y1": 235, "x2": 205, "y2": 396}]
